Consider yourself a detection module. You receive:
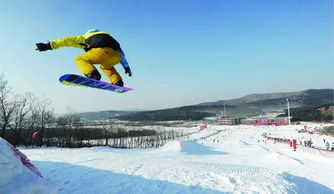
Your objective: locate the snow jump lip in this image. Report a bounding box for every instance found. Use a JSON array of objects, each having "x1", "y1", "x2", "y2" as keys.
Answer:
[{"x1": 0, "y1": 138, "x2": 58, "y2": 193}]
